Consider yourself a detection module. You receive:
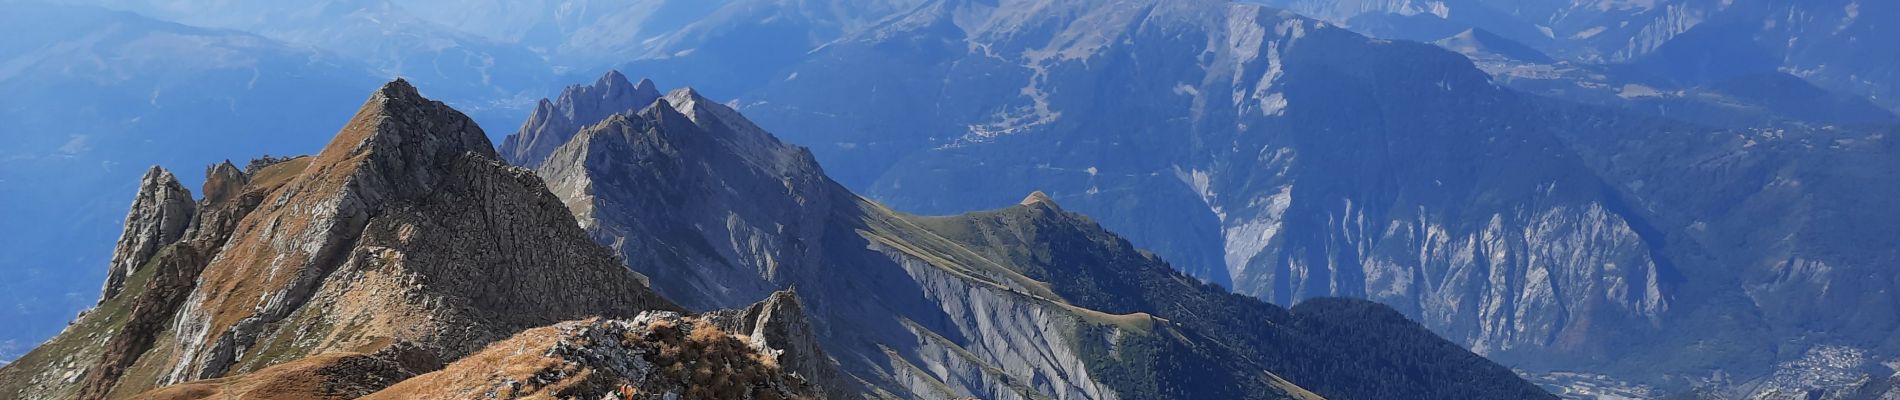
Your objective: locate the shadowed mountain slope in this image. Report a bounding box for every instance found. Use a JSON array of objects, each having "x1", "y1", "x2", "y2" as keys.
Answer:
[{"x1": 506, "y1": 72, "x2": 1555, "y2": 400}]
